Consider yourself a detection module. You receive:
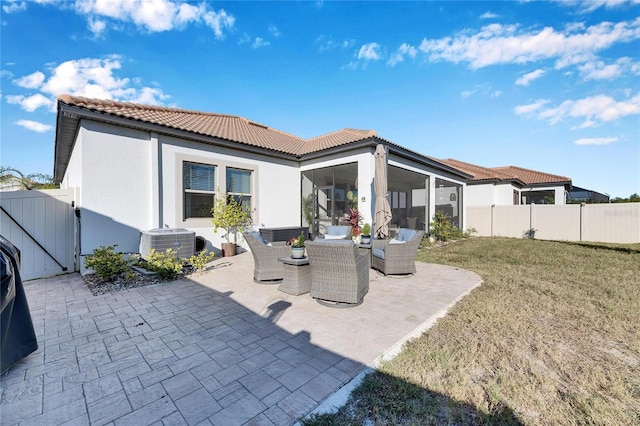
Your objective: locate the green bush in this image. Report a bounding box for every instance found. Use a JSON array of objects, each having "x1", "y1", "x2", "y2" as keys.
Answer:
[
  {"x1": 85, "y1": 245, "x2": 130, "y2": 280},
  {"x1": 144, "y1": 248, "x2": 185, "y2": 279},
  {"x1": 429, "y1": 211, "x2": 463, "y2": 242},
  {"x1": 187, "y1": 250, "x2": 215, "y2": 272}
]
